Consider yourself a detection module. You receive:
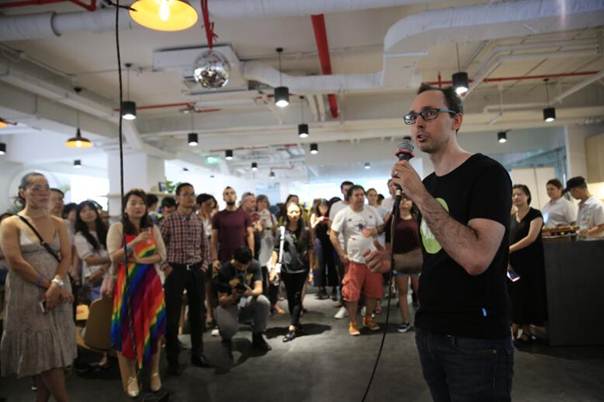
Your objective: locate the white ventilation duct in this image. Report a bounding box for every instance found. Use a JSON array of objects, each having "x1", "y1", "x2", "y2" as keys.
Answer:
[{"x1": 242, "y1": 0, "x2": 604, "y2": 94}]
